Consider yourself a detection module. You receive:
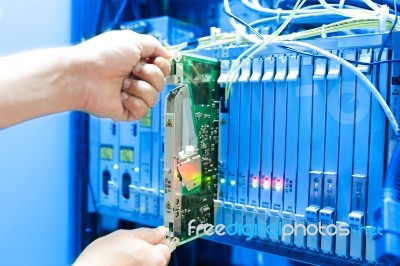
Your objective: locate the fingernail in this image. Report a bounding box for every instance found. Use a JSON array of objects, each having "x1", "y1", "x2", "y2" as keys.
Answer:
[
  {"x1": 123, "y1": 79, "x2": 132, "y2": 90},
  {"x1": 167, "y1": 50, "x2": 174, "y2": 59},
  {"x1": 156, "y1": 226, "x2": 167, "y2": 235},
  {"x1": 121, "y1": 92, "x2": 129, "y2": 101},
  {"x1": 133, "y1": 62, "x2": 144, "y2": 73}
]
